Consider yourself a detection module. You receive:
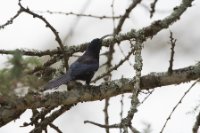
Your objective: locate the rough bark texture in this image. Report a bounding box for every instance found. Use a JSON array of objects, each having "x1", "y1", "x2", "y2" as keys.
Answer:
[{"x1": 0, "y1": 63, "x2": 200, "y2": 127}]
